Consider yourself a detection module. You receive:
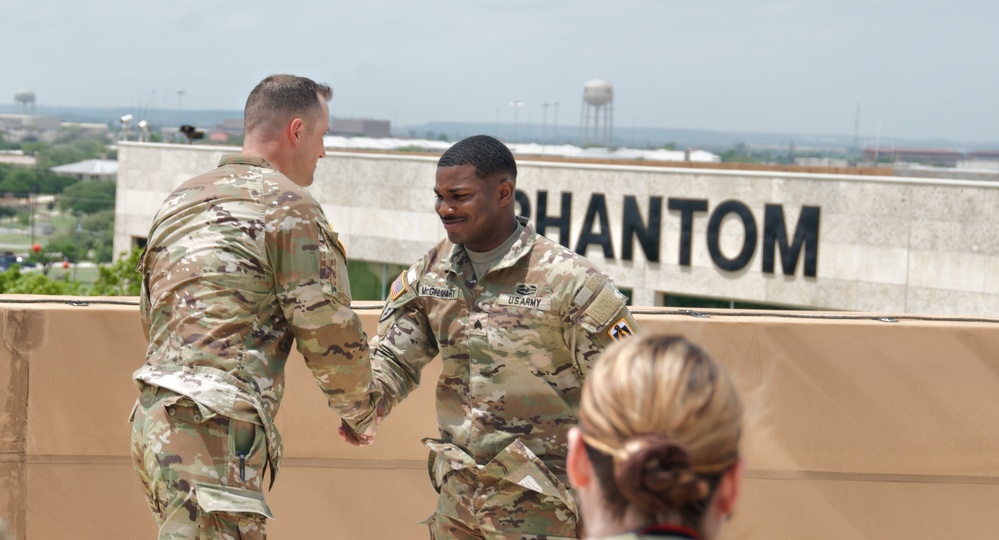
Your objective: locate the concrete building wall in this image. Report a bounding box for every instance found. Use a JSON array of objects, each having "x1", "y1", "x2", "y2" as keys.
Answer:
[
  {"x1": 3, "y1": 297, "x2": 999, "y2": 539},
  {"x1": 115, "y1": 142, "x2": 999, "y2": 316}
]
